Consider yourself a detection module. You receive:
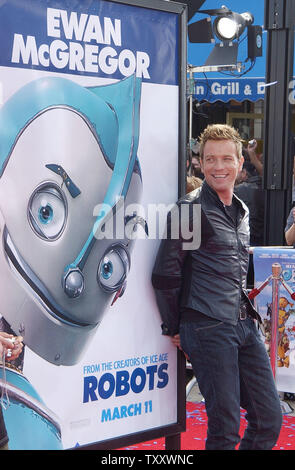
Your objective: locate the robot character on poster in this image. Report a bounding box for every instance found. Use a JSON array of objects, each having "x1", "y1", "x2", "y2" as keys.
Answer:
[
  {"x1": 0, "y1": 75, "x2": 143, "y2": 449},
  {"x1": 0, "y1": 74, "x2": 143, "y2": 367}
]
